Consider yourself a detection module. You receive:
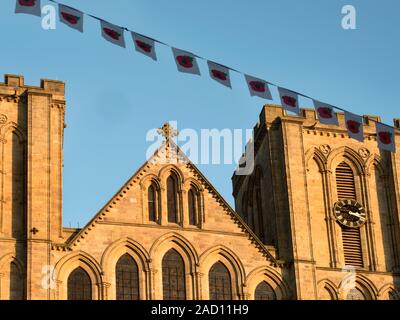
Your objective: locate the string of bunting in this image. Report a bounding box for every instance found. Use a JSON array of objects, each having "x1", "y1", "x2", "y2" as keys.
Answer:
[{"x1": 14, "y1": 0, "x2": 398, "y2": 152}]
